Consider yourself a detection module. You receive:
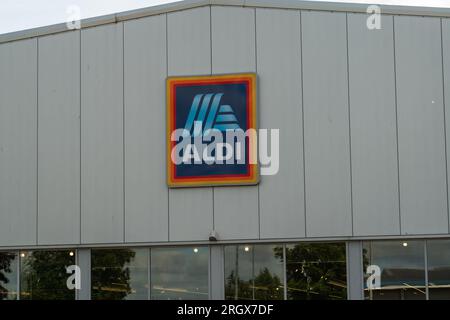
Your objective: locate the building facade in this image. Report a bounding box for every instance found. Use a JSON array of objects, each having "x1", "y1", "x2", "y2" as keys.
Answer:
[{"x1": 1, "y1": 0, "x2": 450, "y2": 300}]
